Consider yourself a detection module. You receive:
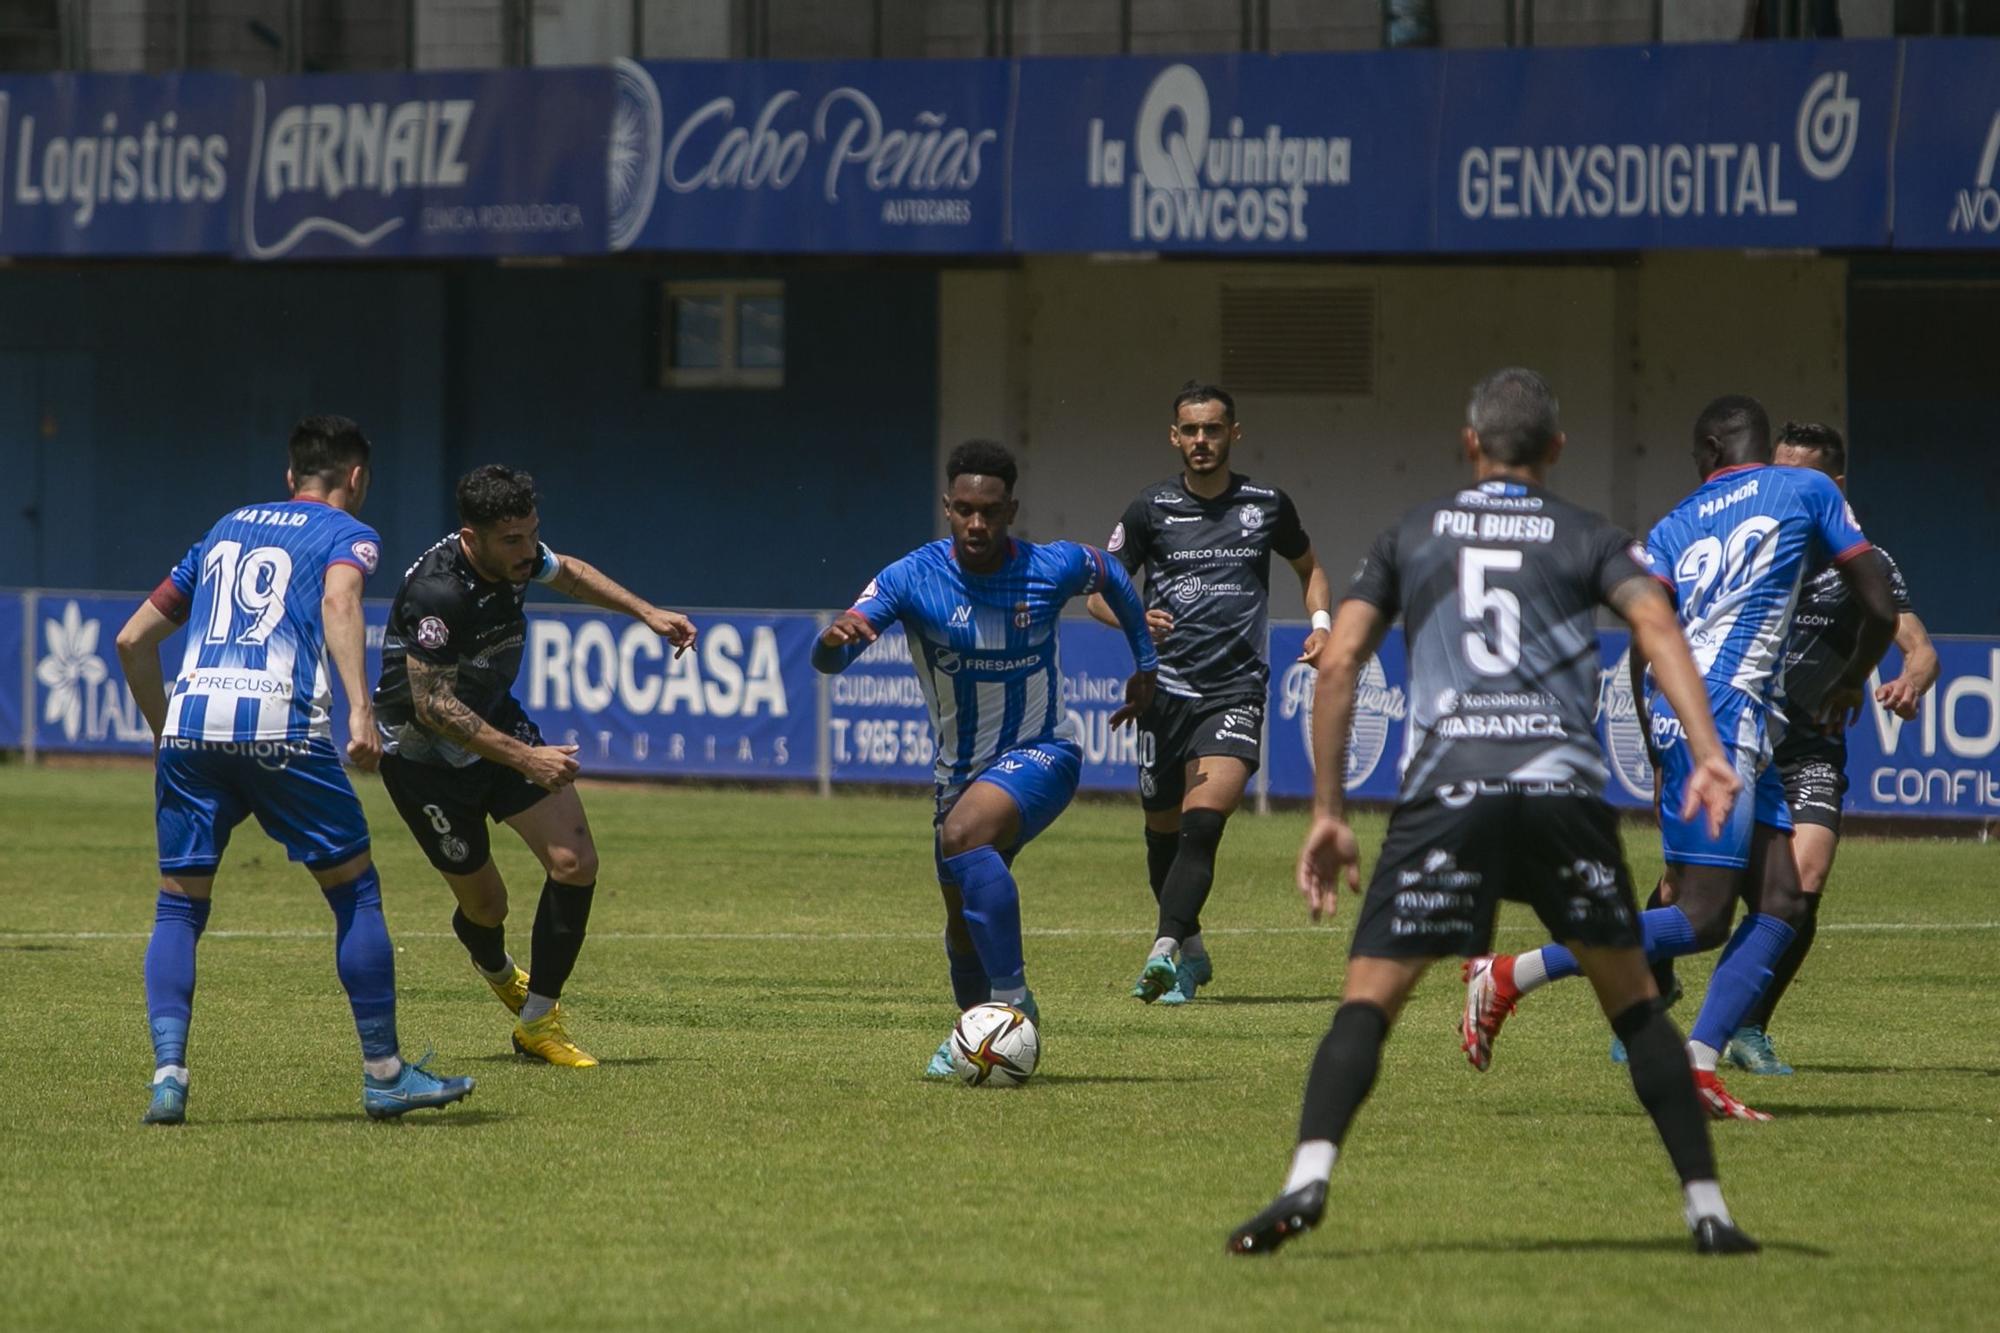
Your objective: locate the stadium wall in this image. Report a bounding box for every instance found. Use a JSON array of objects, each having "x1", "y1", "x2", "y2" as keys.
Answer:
[
  {"x1": 939, "y1": 253, "x2": 1851, "y2": 587},
  {"x1": 0, "y1": 264, "x2": 939, "y2": 610}
]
